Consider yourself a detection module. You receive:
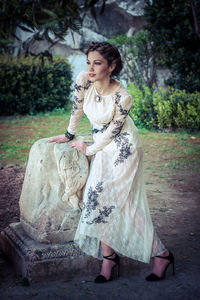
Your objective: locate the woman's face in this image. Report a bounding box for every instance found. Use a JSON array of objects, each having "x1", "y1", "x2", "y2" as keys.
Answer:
[{"x1": 87, "y1": 51, "x2": 114, "y2": 82}]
